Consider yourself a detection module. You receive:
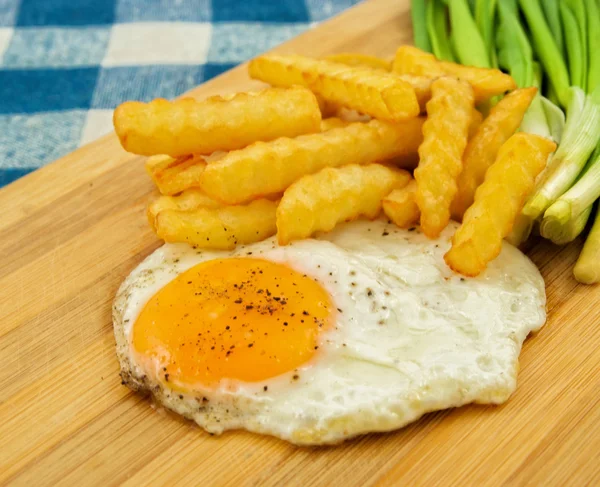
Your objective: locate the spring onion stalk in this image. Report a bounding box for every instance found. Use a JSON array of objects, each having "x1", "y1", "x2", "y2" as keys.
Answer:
[
  {"x1": 523, "y1": 86, "x2": 600, "y2": 220},
  {"x1": 411, "y1": 0, "x2": 432, "y2": 52},
  {"x1": 518, "y1": 0, "x2": 571, "y2": 107},
  {"x1": 574, "y1": 205, "x2": 600, "y2": 283},
  {"x1": 543, "y1": 145, "x2": 600, "y2": 224},
  {"x1": 540, "y1": 0, "x2": 565, "y2": 59},
  {"x1": 447, "y1": 0, "x2": 490, "y2": 67},
  {"x1": 475, "y1": 0, "x2": 498, "y2": 67},
  {"x1": 541, "y1": 97, "x2": 566, "y2": 143},
  {"x1": 539, "y1": 203, "x2": 593, "y2": 245},
  {"x1": 560, "y1": 2, "x2": 585, "y2": 91},
  {"x1": 587, "y1": 0, "x2": 600, "y2": 92},
  {"x1": 427, "y1": 0, "x2": 456, "y2": 61}
]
